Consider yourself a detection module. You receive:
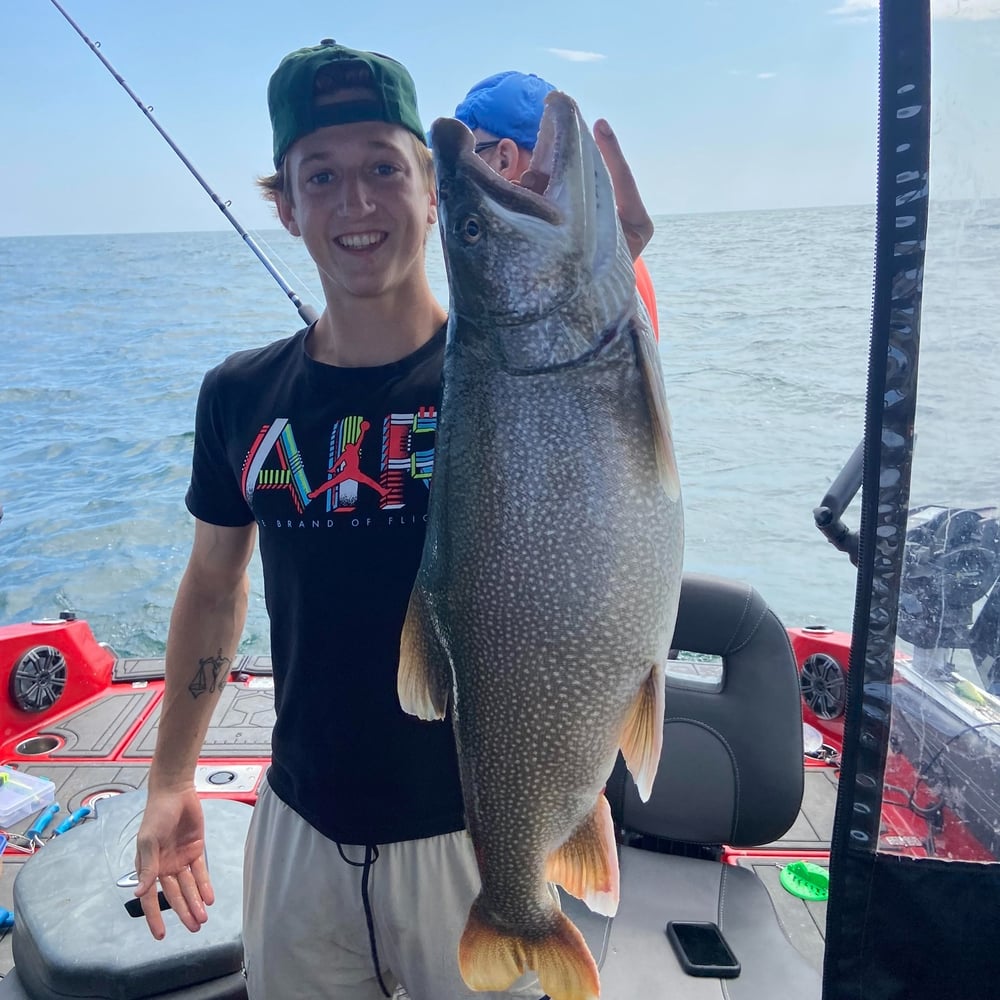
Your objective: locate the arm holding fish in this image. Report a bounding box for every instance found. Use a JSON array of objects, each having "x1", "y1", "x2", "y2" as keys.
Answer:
[{"x1": 135, "y1": 518, "x2": 256, "y2": 939}]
